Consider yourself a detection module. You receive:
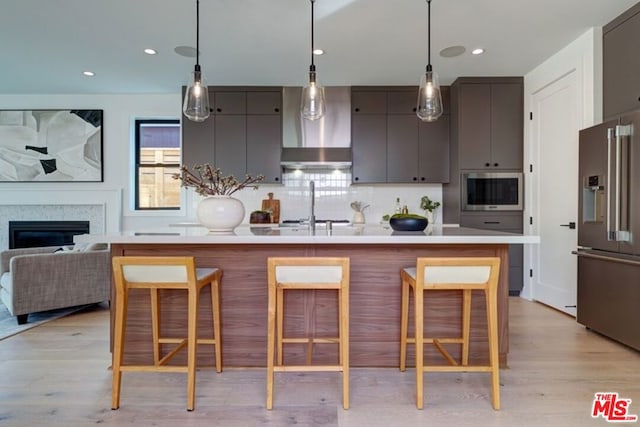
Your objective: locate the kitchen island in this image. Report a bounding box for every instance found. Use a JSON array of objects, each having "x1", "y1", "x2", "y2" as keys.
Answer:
[{"x1": 76, "y1": 224, "x2": 539, "y2": 368}]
